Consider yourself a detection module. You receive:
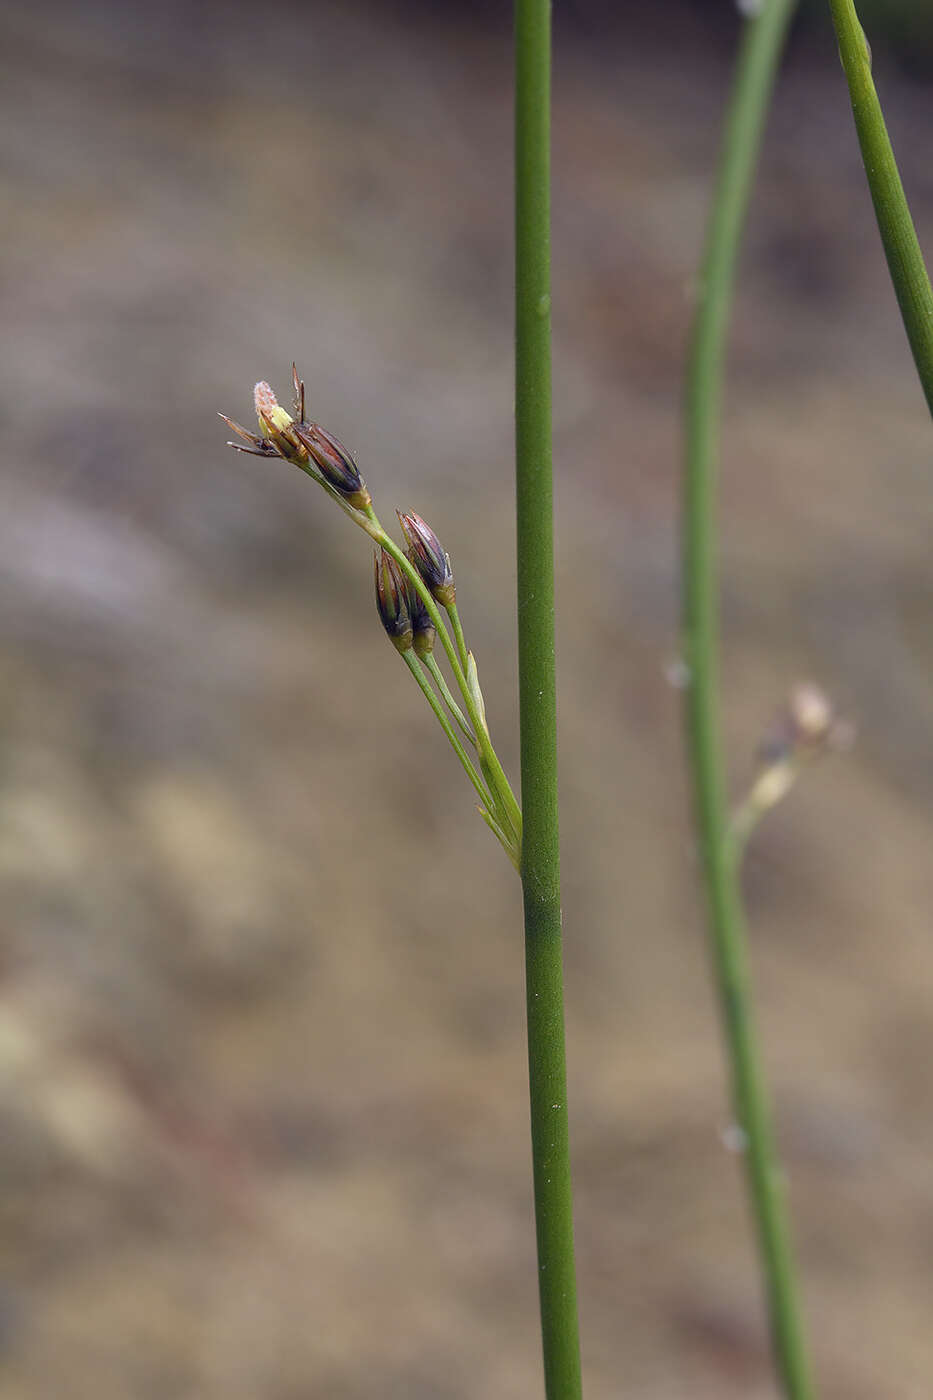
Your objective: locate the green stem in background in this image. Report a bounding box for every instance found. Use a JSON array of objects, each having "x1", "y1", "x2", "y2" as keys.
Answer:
[
  {"x1": 515, "y1": 3, "x2": 582, "y2": 1398},
  {"x1": 827, "y1": 0, "x2": 933, "y2": 417},
  {"x1": 682, "y1": 3, "x2": 817, "y2": 1399},
  {"x1": 423, "y1": 652, "x2": 476, "y2": 745}
]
